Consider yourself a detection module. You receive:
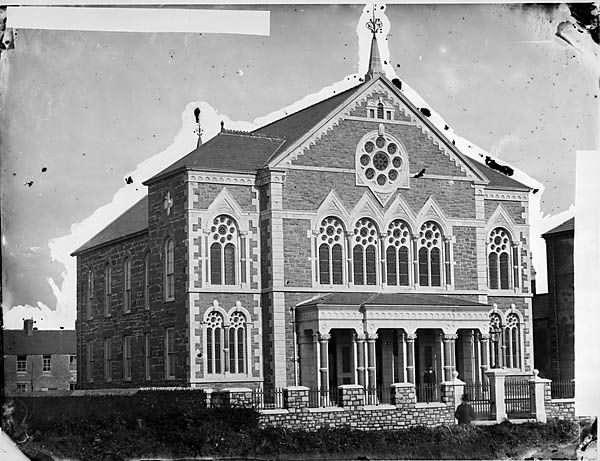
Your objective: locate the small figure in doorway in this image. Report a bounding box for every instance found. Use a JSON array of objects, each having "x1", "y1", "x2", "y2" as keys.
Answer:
[
  {"x1": 423, "y1": 367, "x2": 436, "y2": 401},
  {"x1": 454, "y1": 393, "x2": 476, "y2": 425}
]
